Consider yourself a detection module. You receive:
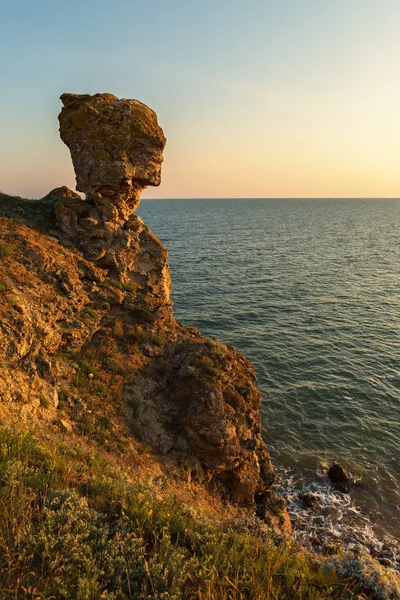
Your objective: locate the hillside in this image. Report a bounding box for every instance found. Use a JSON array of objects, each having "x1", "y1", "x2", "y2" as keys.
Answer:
[{"x1": 0, "y1": 93, "x2": 398, "y2": 599}]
